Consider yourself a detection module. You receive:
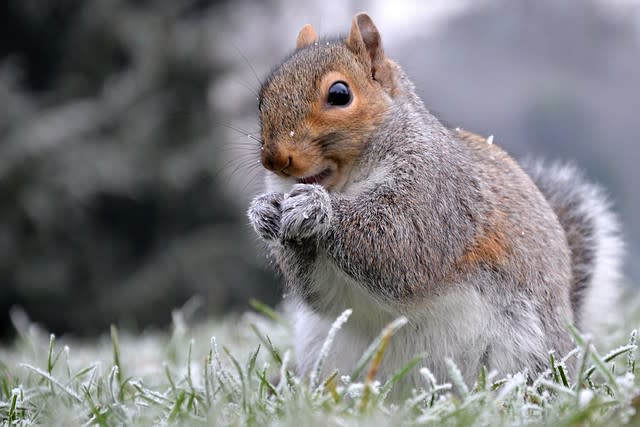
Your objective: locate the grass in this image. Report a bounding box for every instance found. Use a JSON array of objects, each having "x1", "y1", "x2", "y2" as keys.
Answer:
[{"x1": 1, "y1": 297, "x2": 639, "y2": 426}]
